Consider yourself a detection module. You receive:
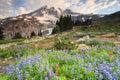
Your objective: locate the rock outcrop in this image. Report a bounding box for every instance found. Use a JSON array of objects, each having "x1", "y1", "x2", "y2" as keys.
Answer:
[
  {"x1": 99, "y1": 33, "x2": 116, "y2": 38},
  {"x1": 1, "y1": 17, "x2": 41, "y2": 39},
  {"x1": 77, "y1": 44, "x2": 91, "y2": 51}
]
